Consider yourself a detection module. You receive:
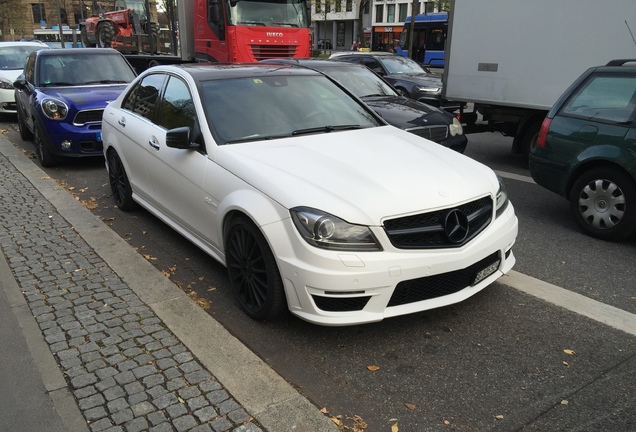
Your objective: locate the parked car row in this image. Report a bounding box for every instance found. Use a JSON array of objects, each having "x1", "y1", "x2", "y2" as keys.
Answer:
[{"x1": 0, "y1": 41, "x2": 49, "y2": 114}]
